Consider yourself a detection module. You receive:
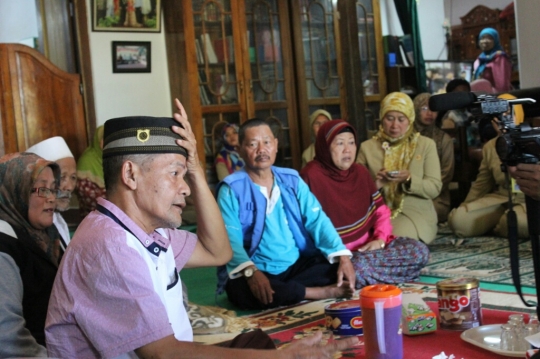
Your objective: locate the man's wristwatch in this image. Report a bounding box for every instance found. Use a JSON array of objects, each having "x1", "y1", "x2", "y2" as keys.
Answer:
[{"x1": 243, "y1": 266, "x2": 258, "y2": 278}]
